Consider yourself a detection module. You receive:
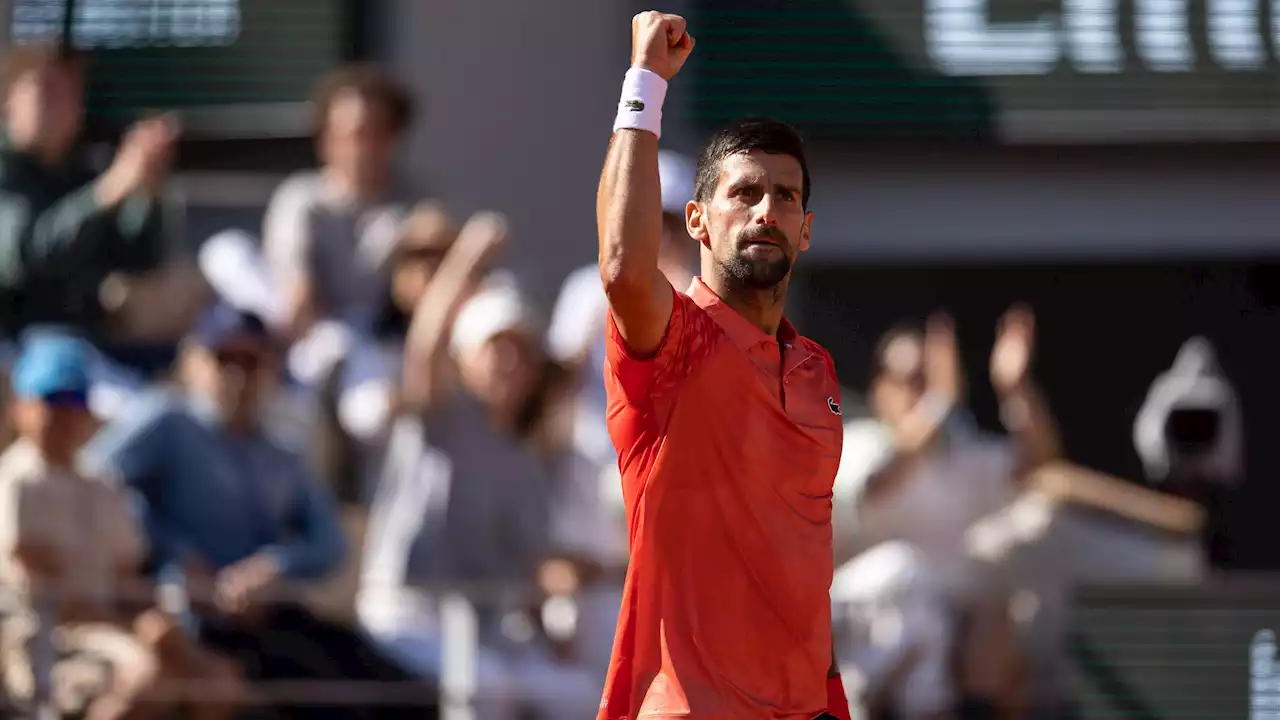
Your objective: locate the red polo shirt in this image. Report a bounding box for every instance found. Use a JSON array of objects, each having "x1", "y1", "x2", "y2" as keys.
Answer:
[{"x1": 598, "y1": 278, "x2": 844, "y2": 720}]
